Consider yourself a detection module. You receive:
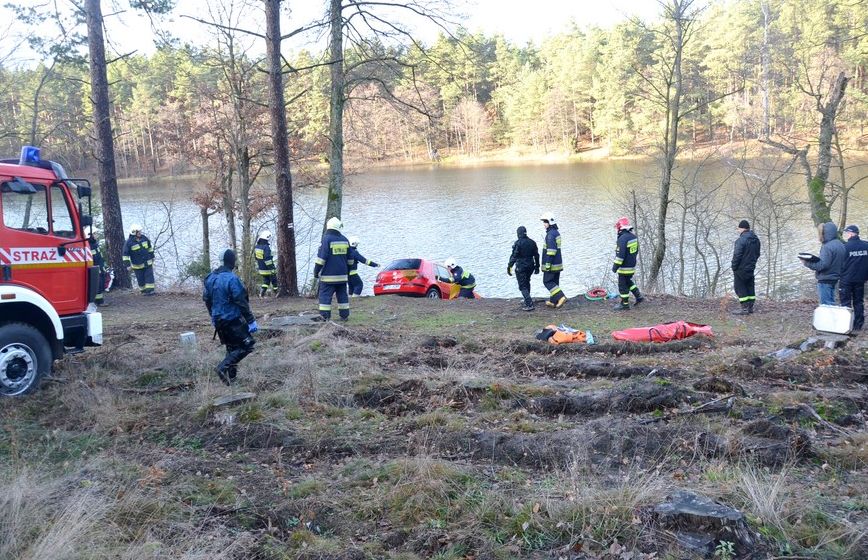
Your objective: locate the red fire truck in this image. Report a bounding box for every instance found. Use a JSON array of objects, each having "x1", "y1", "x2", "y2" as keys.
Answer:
[{"x1": 0, "y1": 147, "x2": 103, "y2": 396}]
